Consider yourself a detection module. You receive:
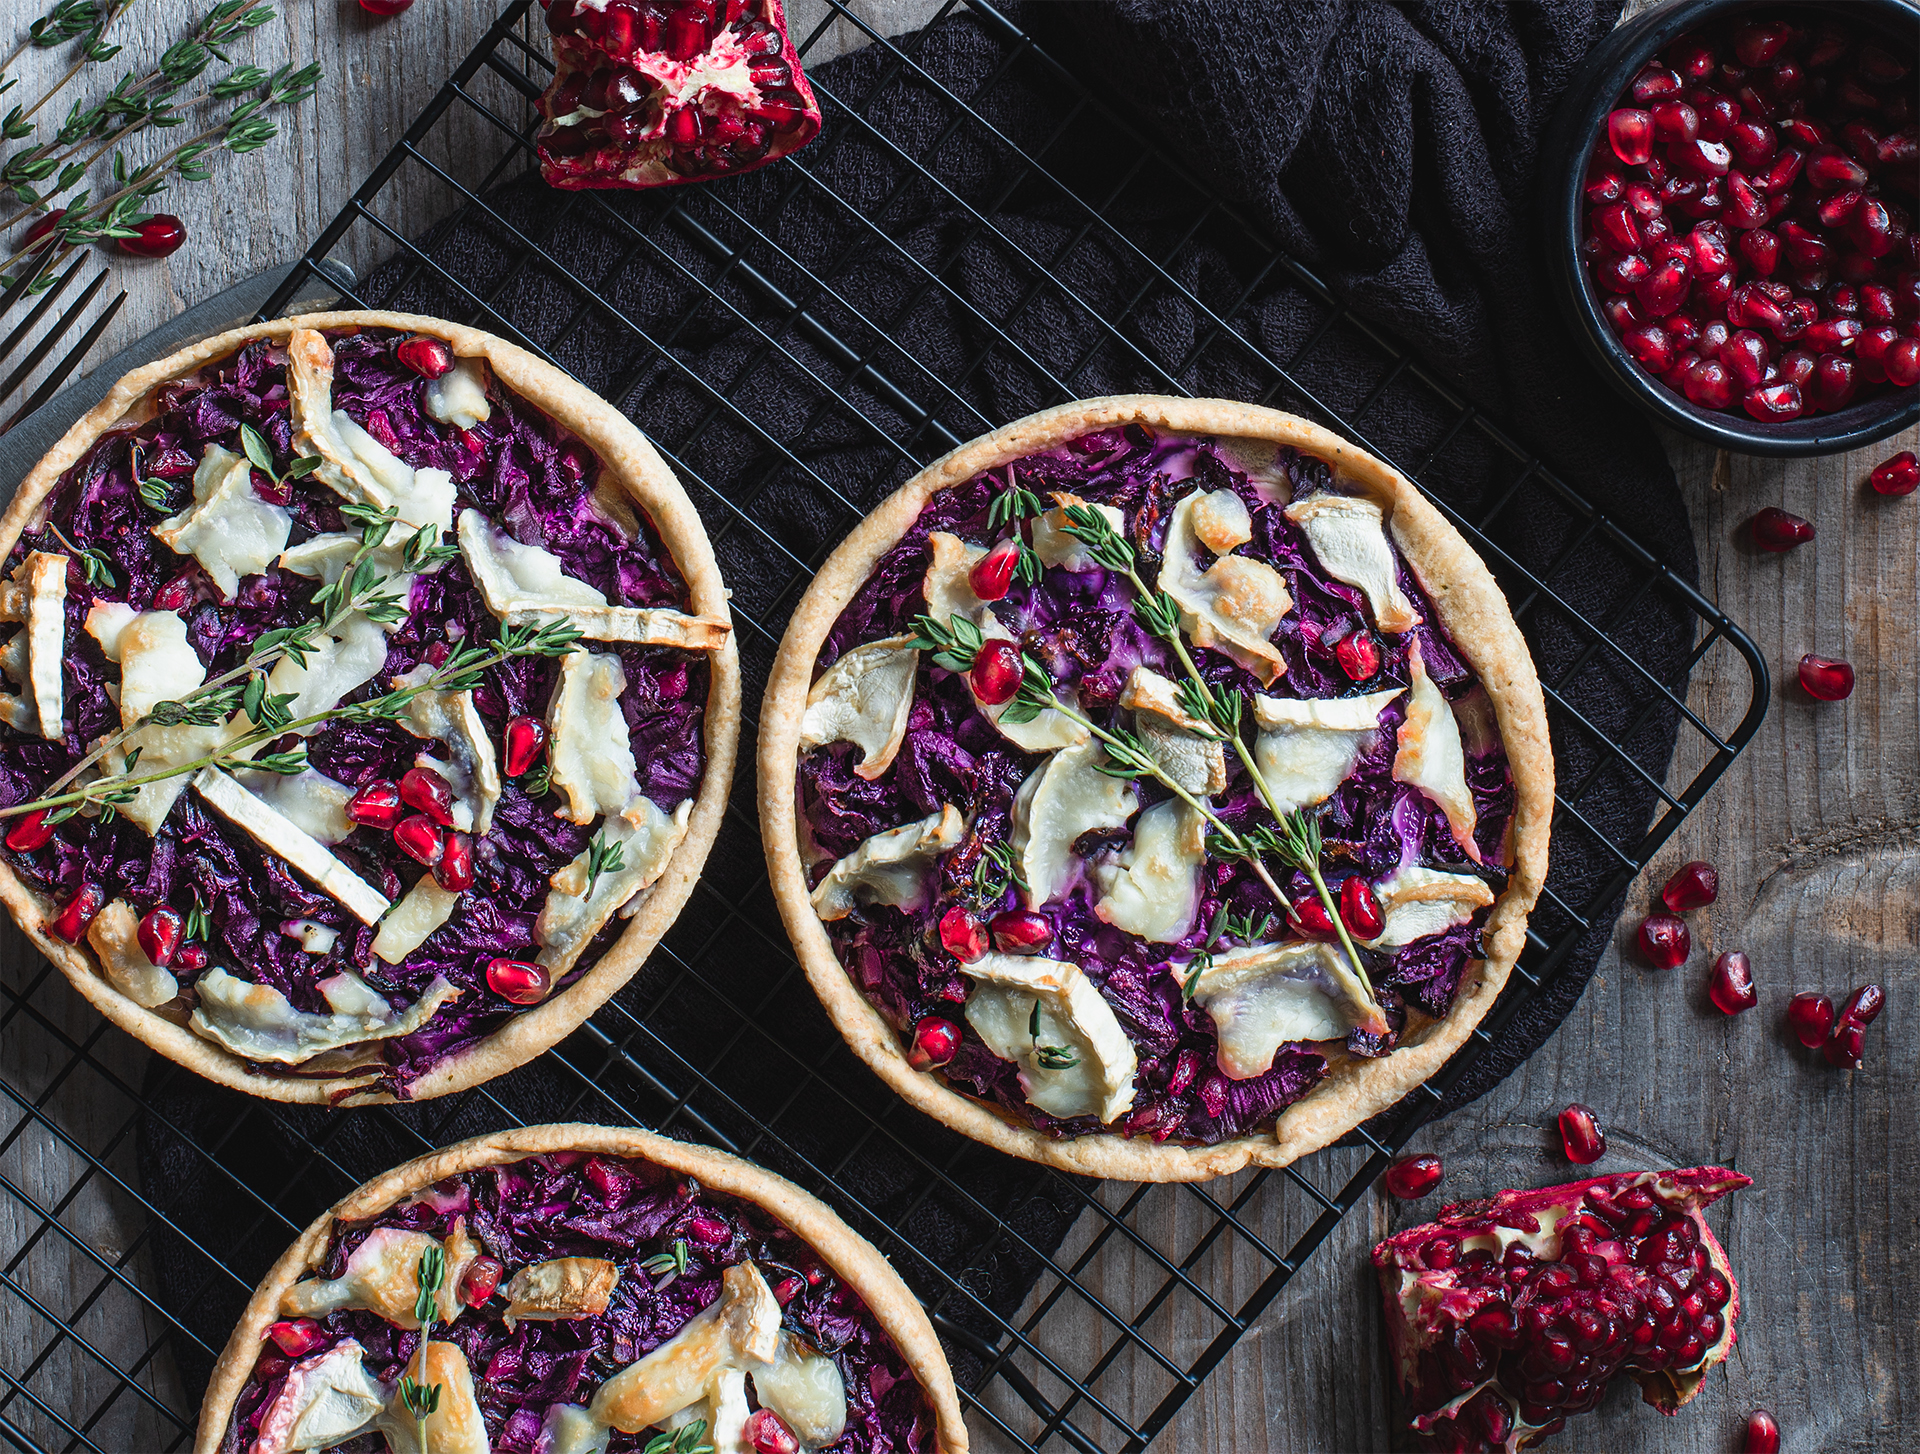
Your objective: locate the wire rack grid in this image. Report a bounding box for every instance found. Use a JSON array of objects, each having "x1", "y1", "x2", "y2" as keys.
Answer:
[{"x1": 0, "y1": 3, "x2": 1771, "y2": 1452}]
